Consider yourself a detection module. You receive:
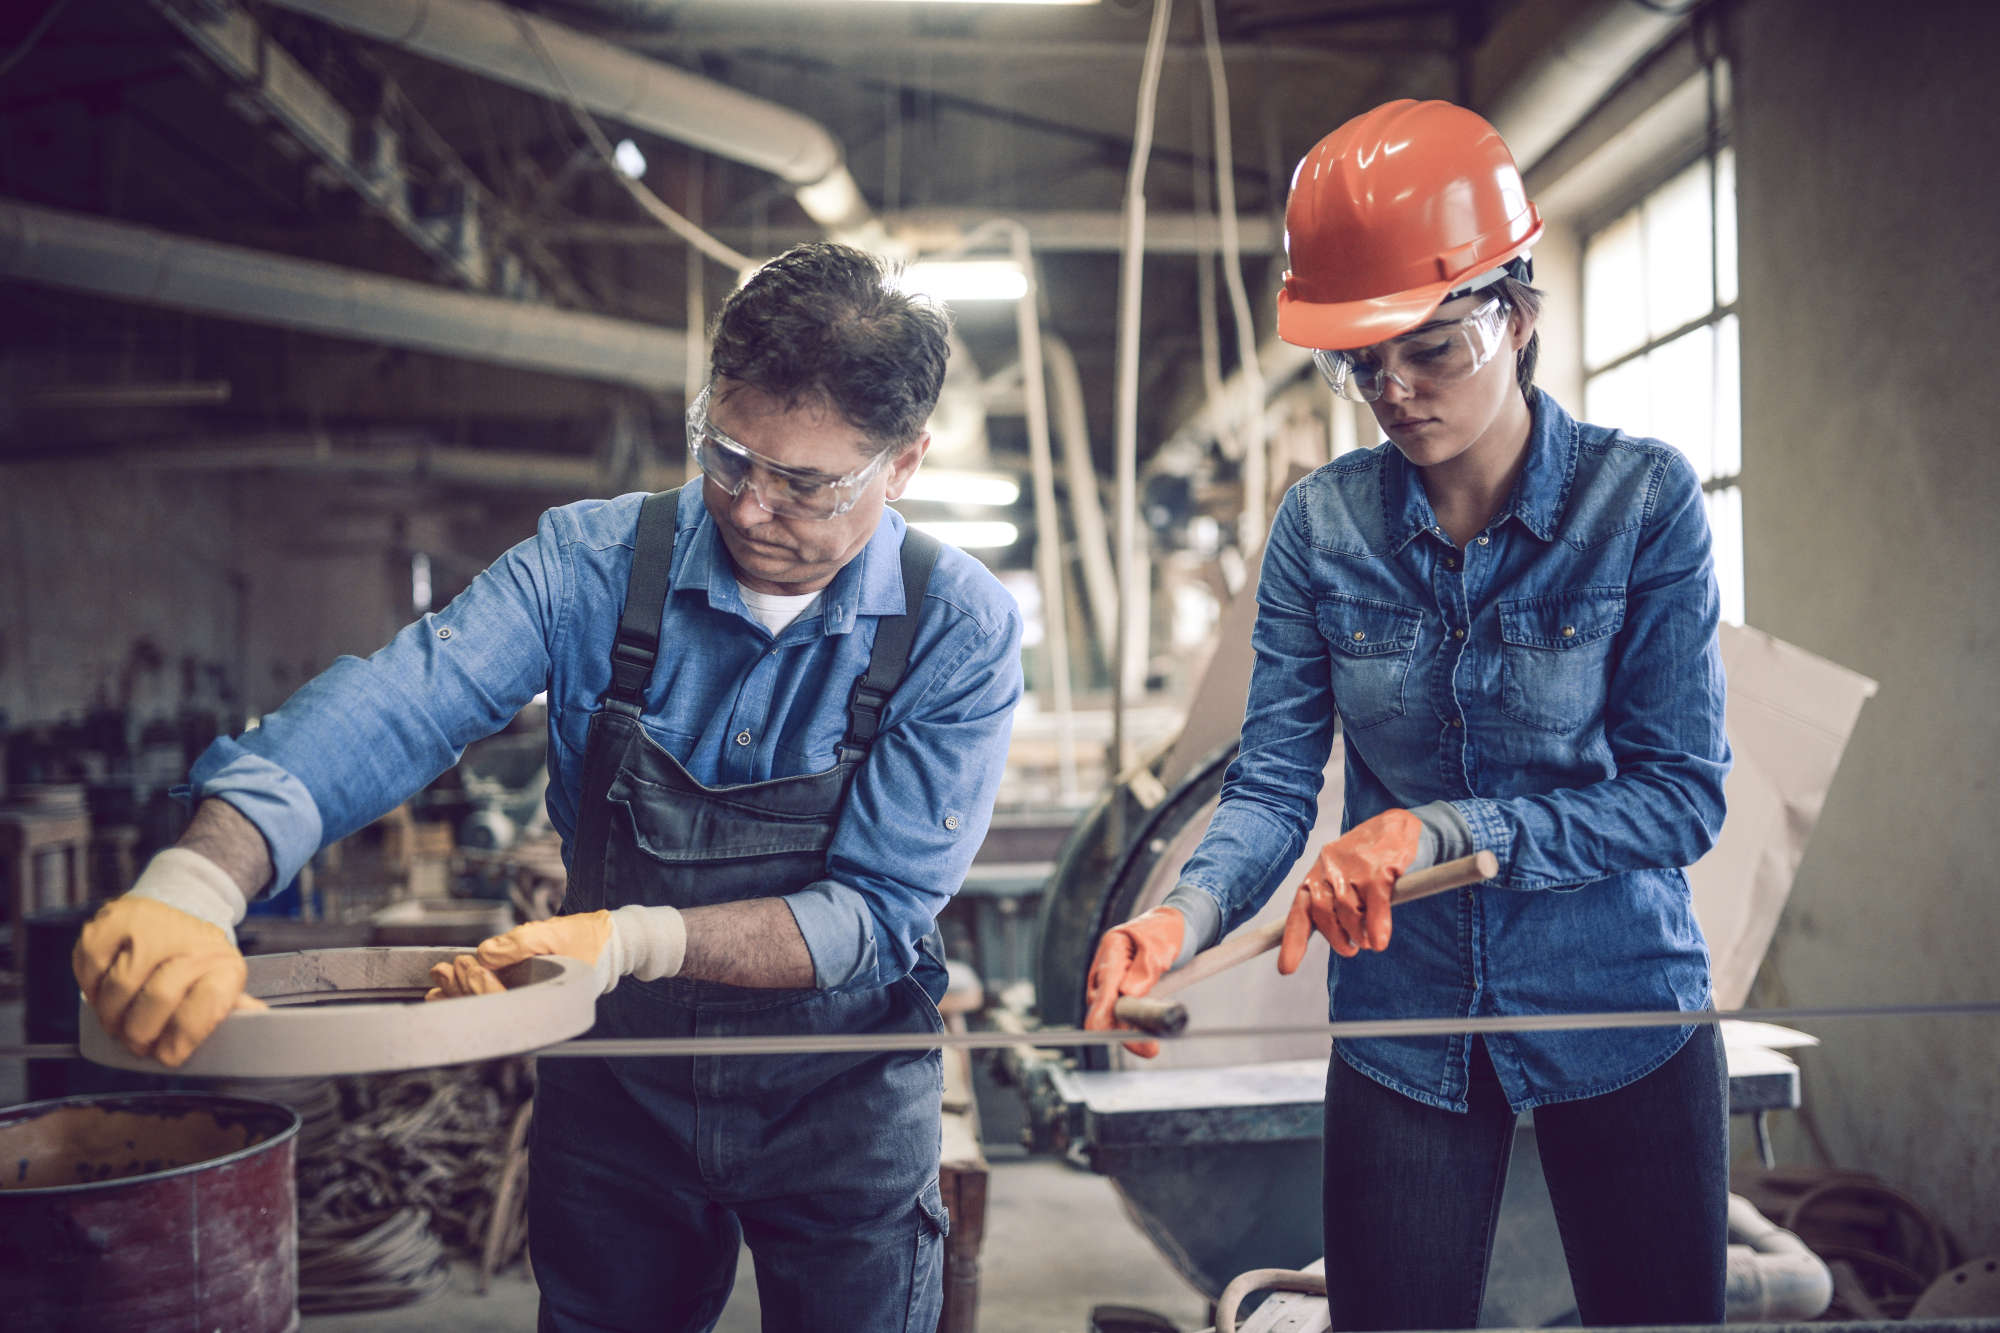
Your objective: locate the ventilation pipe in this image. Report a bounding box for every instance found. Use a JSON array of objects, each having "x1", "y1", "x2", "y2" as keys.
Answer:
[
  {"x1": 1483, "y1": 0, "x2": 1686, "y2": 175},
  {"x1": 0, "y1": 198, "x2": 687, "y2": 391},
  {"x1": 261, "y1": 0, "x2": 873, "y2": 237},
  {"x1": 1725, "y1": 1194, "x2": 1835, "y2": 1321}
]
